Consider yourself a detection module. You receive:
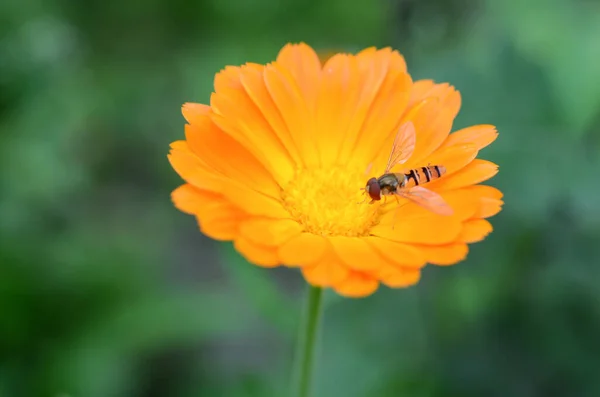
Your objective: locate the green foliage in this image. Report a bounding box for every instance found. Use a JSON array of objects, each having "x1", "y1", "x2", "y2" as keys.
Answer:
[{"x1": 2, "y1": 0, "x2": 600, "y2": 396}]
